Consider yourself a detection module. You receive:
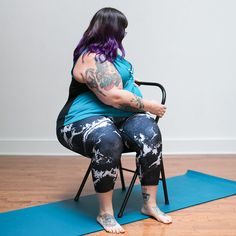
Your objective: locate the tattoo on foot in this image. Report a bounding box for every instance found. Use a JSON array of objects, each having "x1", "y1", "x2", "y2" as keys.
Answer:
[{"x1": 97, "y1": 213, "x2": 117, "y2": 227}]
